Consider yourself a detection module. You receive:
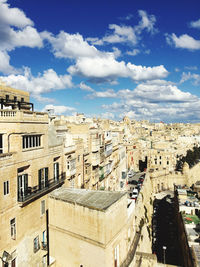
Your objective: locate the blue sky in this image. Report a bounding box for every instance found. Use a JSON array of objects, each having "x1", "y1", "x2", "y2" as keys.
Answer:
[{"x1": 0, "y1": 0, "x2": 200, "y2": 122}]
